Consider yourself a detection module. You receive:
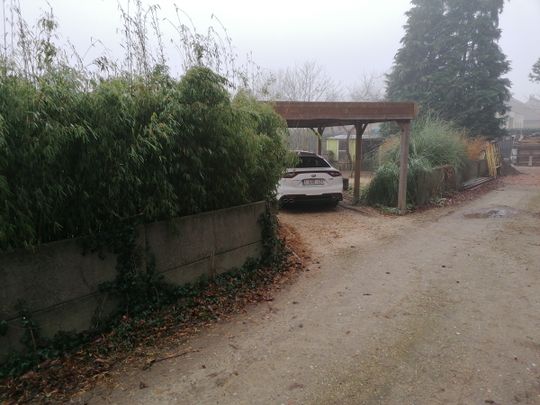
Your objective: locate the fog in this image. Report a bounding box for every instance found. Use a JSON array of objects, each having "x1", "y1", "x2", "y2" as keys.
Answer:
[{"x1": 13, "y1": 0, "x2": 540, "y2": 100}]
